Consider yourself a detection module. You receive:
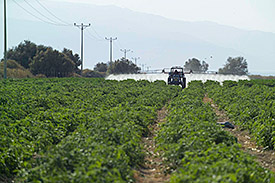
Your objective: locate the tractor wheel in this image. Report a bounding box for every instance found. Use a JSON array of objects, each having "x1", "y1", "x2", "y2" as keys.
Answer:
[
  {"x1": 182, "y1": 78, "x2": 186, "y2": 89},
  {"x1": 168, "y1": 77, "x2": 171, "y2": 84}
]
